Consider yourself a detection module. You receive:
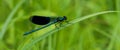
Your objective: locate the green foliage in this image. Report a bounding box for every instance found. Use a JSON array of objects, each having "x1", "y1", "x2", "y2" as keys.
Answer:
[{"x1": 0, "y1": 0, "x2": 120, "y2": 50}]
